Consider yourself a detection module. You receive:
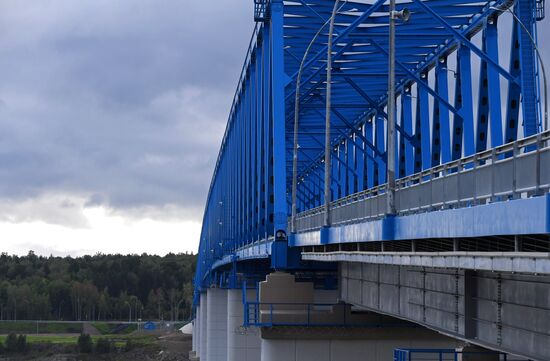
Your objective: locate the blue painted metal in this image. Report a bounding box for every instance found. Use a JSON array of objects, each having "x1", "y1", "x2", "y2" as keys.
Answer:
[
  {"x1": 393, "y1": 348, "x2": 508, "y2": 361},
  {"x1": 194, "y1": 0, "x2": 546, "y2": 304},
  {"x1": 292, "y1": 195, "x2": 550, "y2": 247},
  {"x1": 243, "y1": 301, "x2": 415, "y2": 328}
]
